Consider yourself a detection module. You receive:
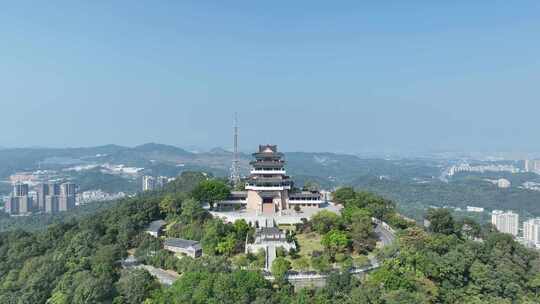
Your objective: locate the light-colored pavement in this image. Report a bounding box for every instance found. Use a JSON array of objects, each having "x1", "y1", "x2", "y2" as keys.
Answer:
[
  {"x1": 374, "y1": 224, "x2": 395, "y2": 247},
  {"x1": 266, "y1": 245, "x2": 277, "y2": 270},
  {"x1": 137, "y1": 265, "x2": 180, "y2": 286},
  {"x1": 121, "y1": 255, "x2": 180, "y2": 286},
  {"x1": 211, "y1": 203, "x2": 343, "y2": 226}
]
